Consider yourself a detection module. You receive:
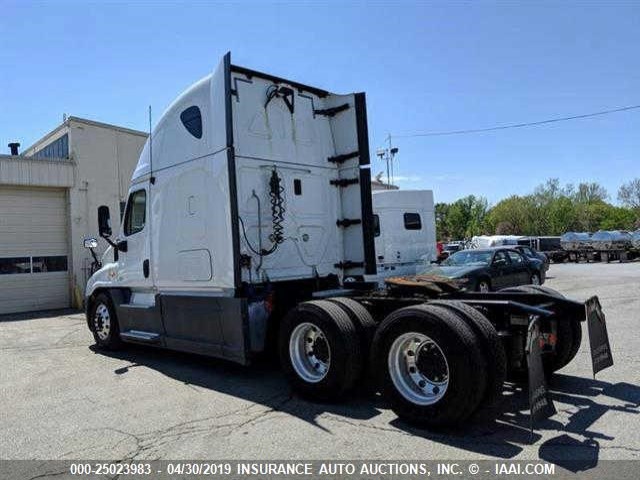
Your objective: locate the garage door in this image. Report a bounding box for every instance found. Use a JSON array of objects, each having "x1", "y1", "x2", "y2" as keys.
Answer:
[{"x1": 0, "y1": 186, "x2": 70, "y2": 314}]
